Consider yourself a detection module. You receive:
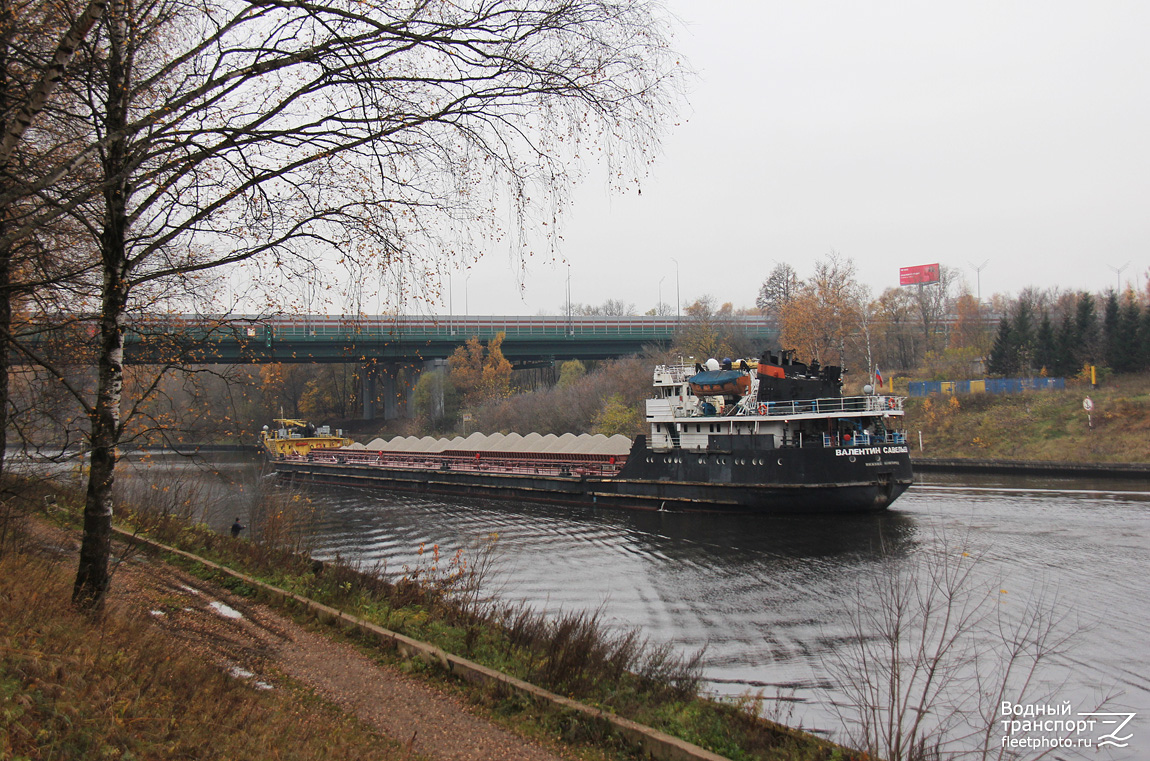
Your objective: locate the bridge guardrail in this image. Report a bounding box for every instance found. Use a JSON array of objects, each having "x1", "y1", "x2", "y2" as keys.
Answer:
[{"x1": 123, "y1": 314, "x2": 777, "y2": 343}]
